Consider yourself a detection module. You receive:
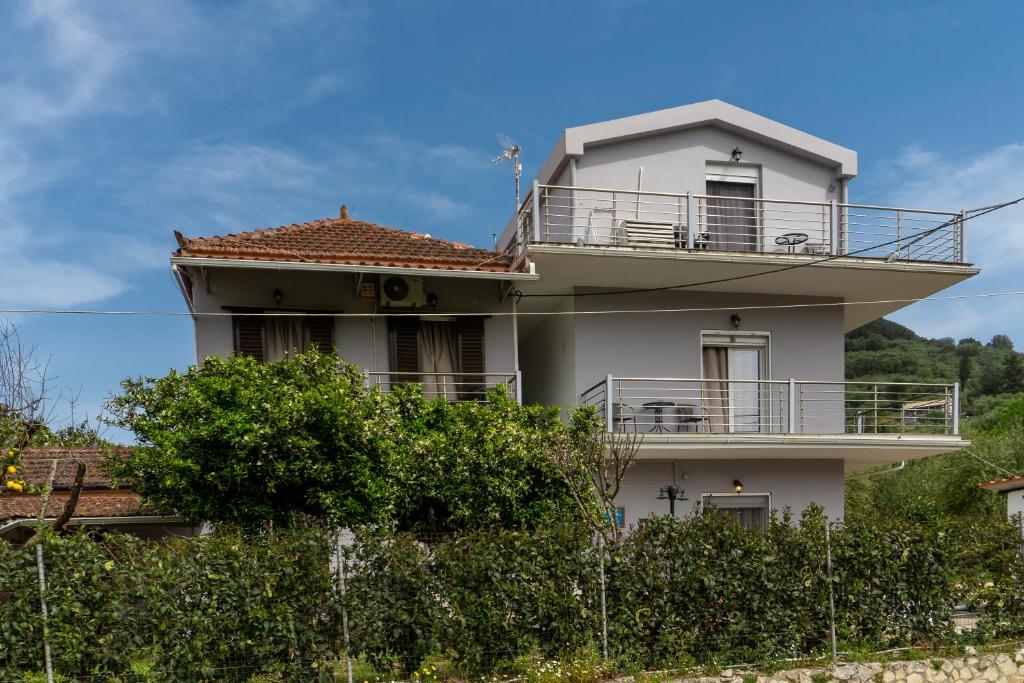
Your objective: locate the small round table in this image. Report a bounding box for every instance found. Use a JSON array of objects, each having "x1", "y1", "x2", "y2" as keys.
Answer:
[
  {"x1": 642, "y1": 401, "x2": 677, "y2": 433},
  {"x1": 775, "y1": 232, "x2": 809, "y2": 253}
]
